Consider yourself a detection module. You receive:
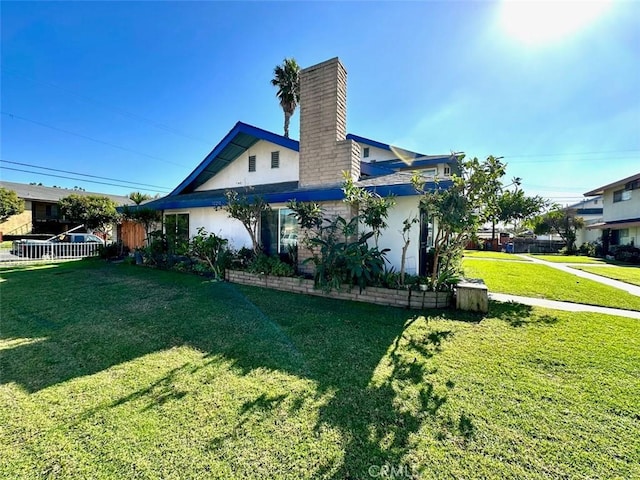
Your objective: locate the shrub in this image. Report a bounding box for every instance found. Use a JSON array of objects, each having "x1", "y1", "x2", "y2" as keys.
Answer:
[
  {"x1": 247, "y1": 254, "x2": 295, "y2": 277},
  {"x1": 189, "y1": 227, "x2": 231, "y2": 279},
  {"x1": 578, "y1": 241, "x2": 597, "y2": 257},
  {"x1": 609, "y1": 245, "x2": 640, "y2": 264}
]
